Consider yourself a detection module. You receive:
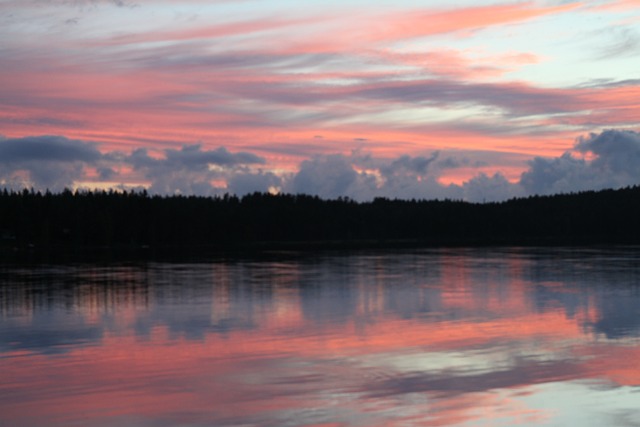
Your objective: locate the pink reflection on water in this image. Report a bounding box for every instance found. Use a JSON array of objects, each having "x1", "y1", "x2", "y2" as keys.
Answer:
[{"x1": 1, "y1": 250, "x2": 639, "y2": 426}]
